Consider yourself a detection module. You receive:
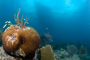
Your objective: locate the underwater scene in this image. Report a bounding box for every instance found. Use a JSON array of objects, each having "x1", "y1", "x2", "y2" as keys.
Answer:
[{"x1": 0, "y1": 0, "x2": 90, "y2": 60}]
